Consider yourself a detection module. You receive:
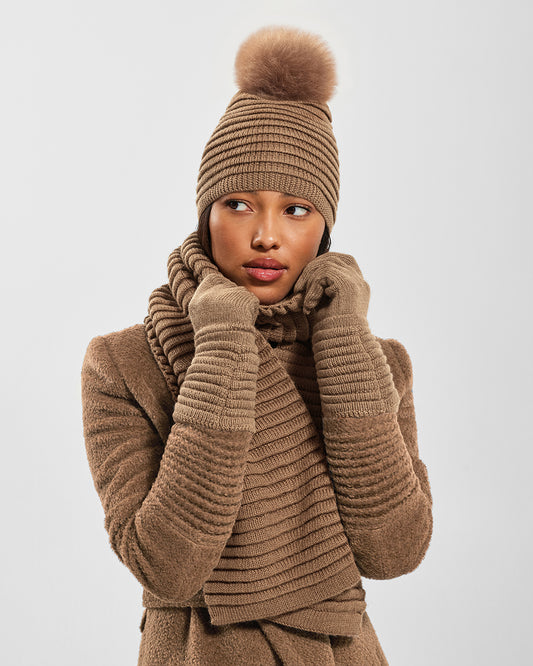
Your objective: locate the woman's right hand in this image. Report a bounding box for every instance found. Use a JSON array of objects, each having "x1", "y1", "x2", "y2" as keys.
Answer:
[{"x1": 188, "y1": 271, "x2": 260, "y2": 332}]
